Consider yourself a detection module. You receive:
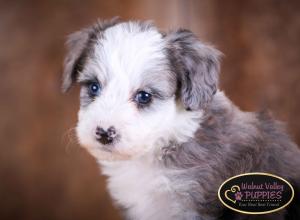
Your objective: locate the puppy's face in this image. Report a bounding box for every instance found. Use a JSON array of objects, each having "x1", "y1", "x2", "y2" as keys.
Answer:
[{"x1": 62, "y1": 19, "x2": 221, "y2": 161}]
